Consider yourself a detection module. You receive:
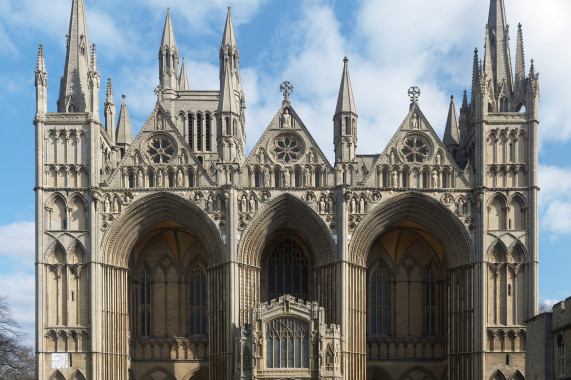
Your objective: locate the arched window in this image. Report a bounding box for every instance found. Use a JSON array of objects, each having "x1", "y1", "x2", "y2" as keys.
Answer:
[
  {"x1": 188, "y1": 113, "x2": 194, "y2": 149},
  {"x1": 345, "y1": 117, "x2": 350, "y2": 135},
  {"x1": 425, "y1": 268, "x2": 436, "y2": 336},
  {"x1": 189, "y1": 265, "x2": 207, "y2": 336},
  {"x1": 294, "y1": 168, "x2": 301, "y2": 187},
  {"x1": 50, "y1": 197, "x2": 67, "y2": 230},
  {"x1": 422, "y1": 171, "x2": 428, "y2": 188},
  {"x1": 267, "y1": 238, "x2": 309, "y2": 301},
  {"x1": 188, "y1": 170, "x2": 194, "y2": 187},
  {"x1": 148, "y1": 171, "x2": 155, "y2": 187},
  {"x1": 196, "y1": 114, "x2": 203, "y2": 151},
  {"x1": 558, "y1": 334, "x2": 565, "y2": 377},
  {"x1": 402, "y1": 170, "x2": 408, "y2": 188},
  {"x1": 382, "y1": 169, "x2": 388, "y2": 188},
  {"x1": 254, "y1": 168, "x2": 261, "y2": 188},
  {"x1": 442, "y1": 172, "x2": 448, "y2": 188},
  {"x1": 314, "y1": 168, "x2": 321, "y2": 187},
  {"x1": 168, "y1": 171, "x2": 174, "y2": 187},
  {"x1": 140, "y1": 267, "x2": 151, "y2": 336},
  {"x1": 266, "y1": 318, "x2": 309, "y2": 369},
  {"x1": 128, "y1": 171, "x2": 134, "y2": 188},
  {"x1": 370, "y1": 266, "x2": 388, "y2": 335},
  {"x1": 205, "y1": 114, "x2": 212, "y2": 152}
]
